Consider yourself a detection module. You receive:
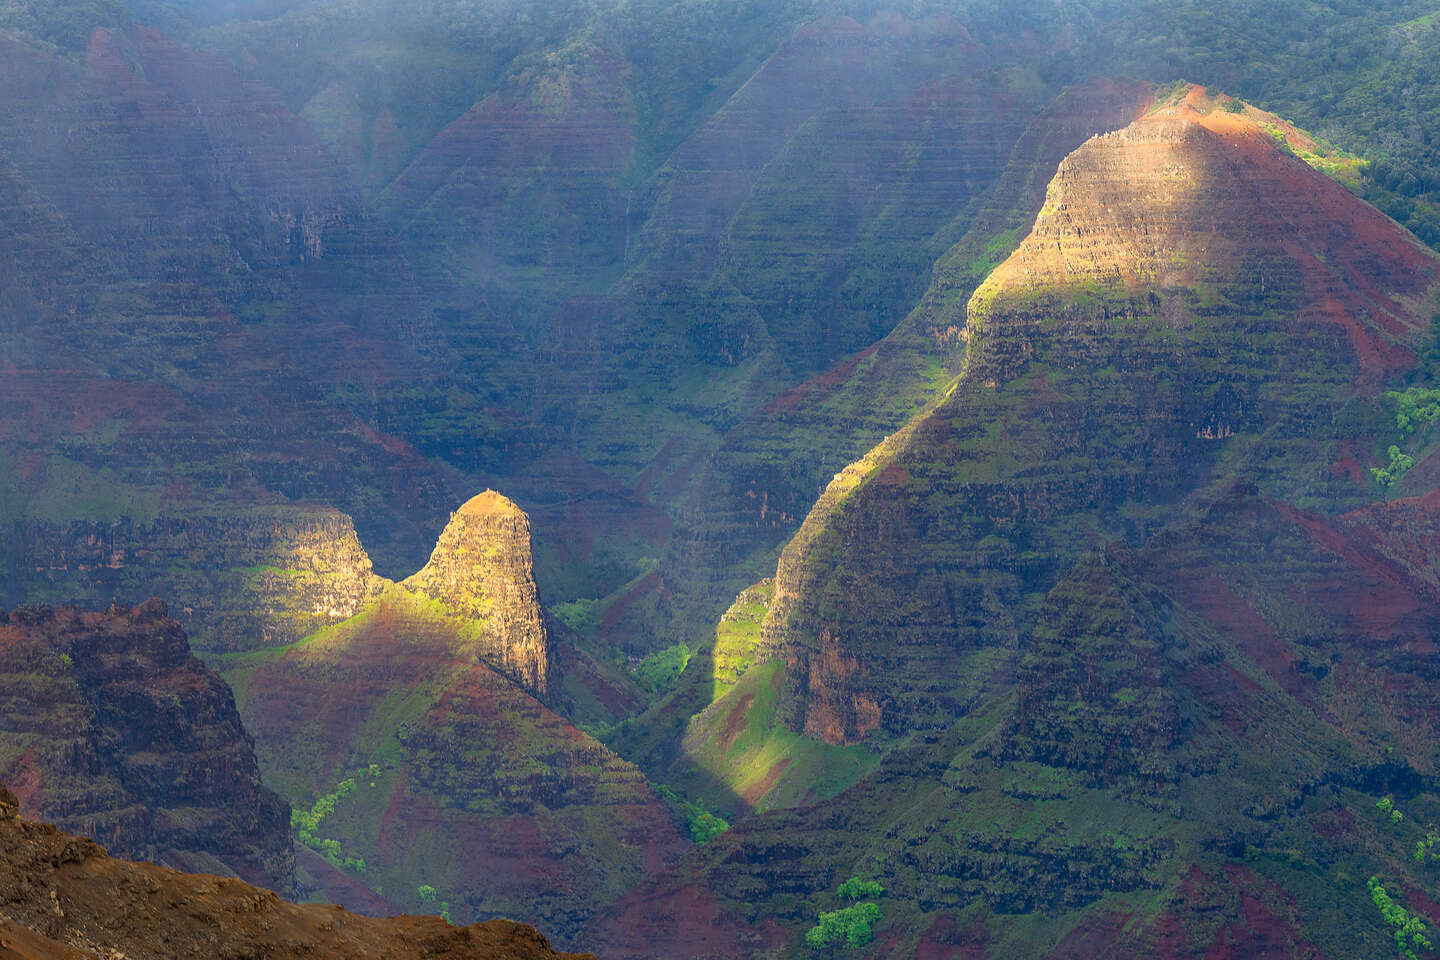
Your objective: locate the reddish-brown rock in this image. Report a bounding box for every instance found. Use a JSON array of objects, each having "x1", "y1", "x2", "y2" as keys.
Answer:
[
  {"x1": 0, "y1": 784, "x2": 594, "y2": 960},
  {"x1": 0, "y1": 601, "x2": 292, "y2": 893}
]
